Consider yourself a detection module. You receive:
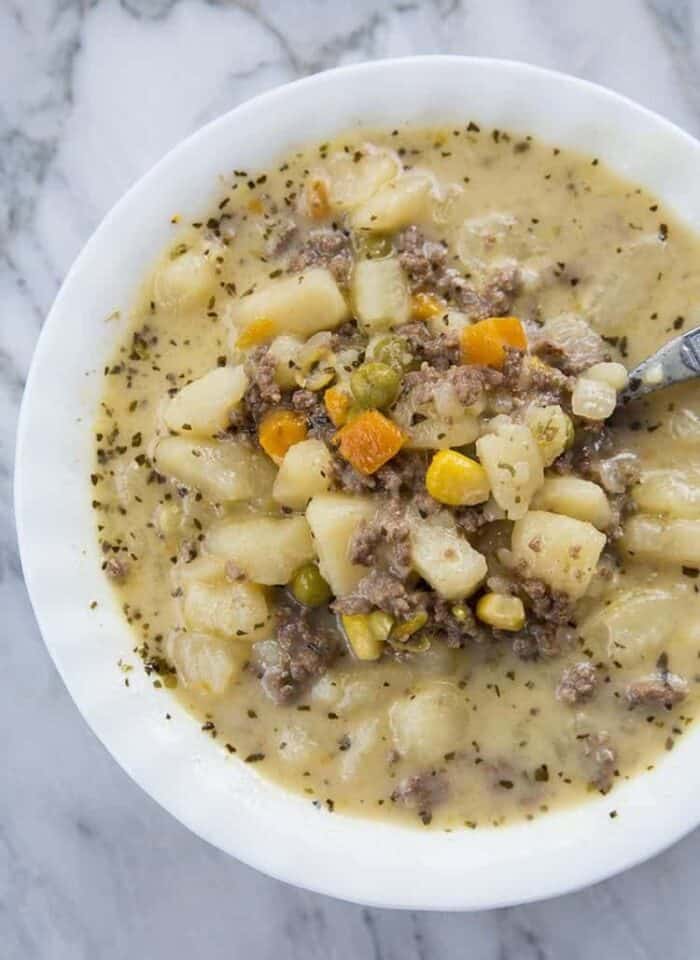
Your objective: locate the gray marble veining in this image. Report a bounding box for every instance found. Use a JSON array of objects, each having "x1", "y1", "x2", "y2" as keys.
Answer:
[{"x1": 4, "y1": 1, "x2": 700, "y2": 957}]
